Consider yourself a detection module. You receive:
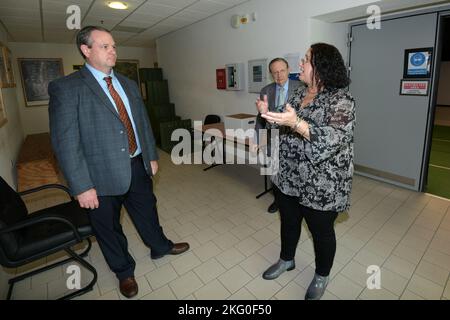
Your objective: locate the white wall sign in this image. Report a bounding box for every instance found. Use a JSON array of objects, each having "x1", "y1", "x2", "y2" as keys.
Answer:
[{"x1": 400, "y1": 79, "x2": 429, "y2": 96}]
